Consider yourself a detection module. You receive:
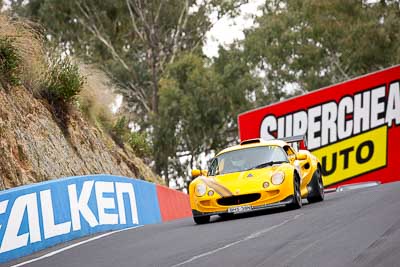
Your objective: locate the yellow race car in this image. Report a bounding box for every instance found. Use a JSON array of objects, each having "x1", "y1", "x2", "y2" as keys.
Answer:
[{"x1": 189, "y1": 136, "x2": 324, "y2": 224}]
